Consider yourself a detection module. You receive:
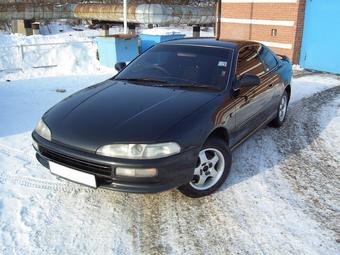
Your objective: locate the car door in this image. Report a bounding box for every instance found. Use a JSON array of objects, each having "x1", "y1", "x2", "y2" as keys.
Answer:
[
  {"x1": 258, "y1": 46, "x2": 283, "y2": 116},
  {"x1": 232, "y1": 44, "x2": 276, "y2": 145}
]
